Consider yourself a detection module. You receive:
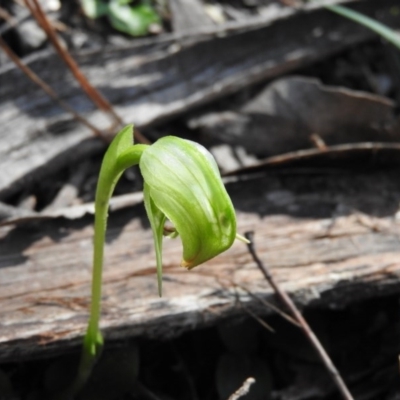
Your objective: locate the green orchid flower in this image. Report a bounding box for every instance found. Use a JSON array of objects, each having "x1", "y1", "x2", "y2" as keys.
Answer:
[
  {"x1": 72, "y1": 125, "x2": 247, "y2": 395},
  {"x1": 140, "y1": 136, "x2": 237, "y2": 295}
]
